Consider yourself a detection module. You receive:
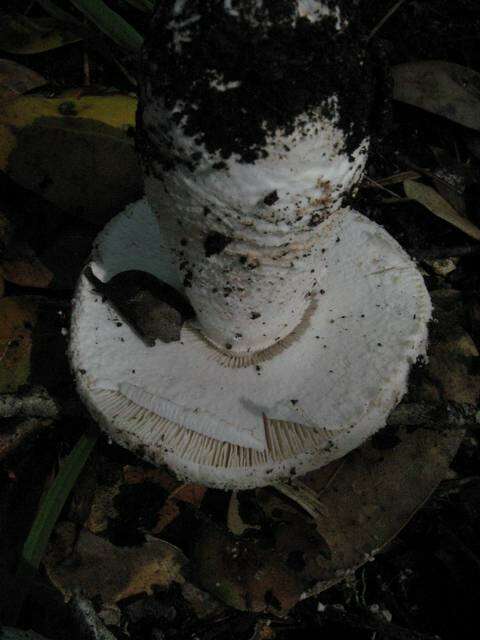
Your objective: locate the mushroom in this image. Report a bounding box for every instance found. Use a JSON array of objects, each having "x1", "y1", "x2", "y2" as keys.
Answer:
[{"x1": 70, "y1": 1, "x2": 431, "y2": 489}]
